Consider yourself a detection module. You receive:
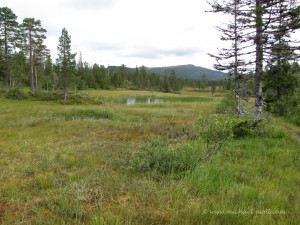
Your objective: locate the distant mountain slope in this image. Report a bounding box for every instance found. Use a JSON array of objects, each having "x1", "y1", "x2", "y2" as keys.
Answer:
[
  {"x1": 146, "y1": 64, "x2": 226, "y2": 80},
  {"x1": 108, "y1": 64, "x2": 226, "y2": 80}
]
